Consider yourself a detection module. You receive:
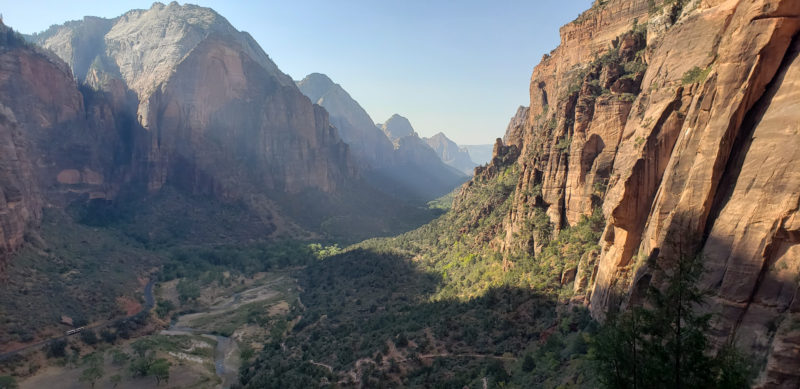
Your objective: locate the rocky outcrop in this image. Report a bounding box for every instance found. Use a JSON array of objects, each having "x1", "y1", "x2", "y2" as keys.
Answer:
[
  {"x1": 452, "y1": 0, "x2": 800, "y2": 386},
  {"x1": 0, "y1": 106, "x2": 40, "y2": 272},
  {"x1": 424, "y1": 132, "x2": 477, "y2": 175}
]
